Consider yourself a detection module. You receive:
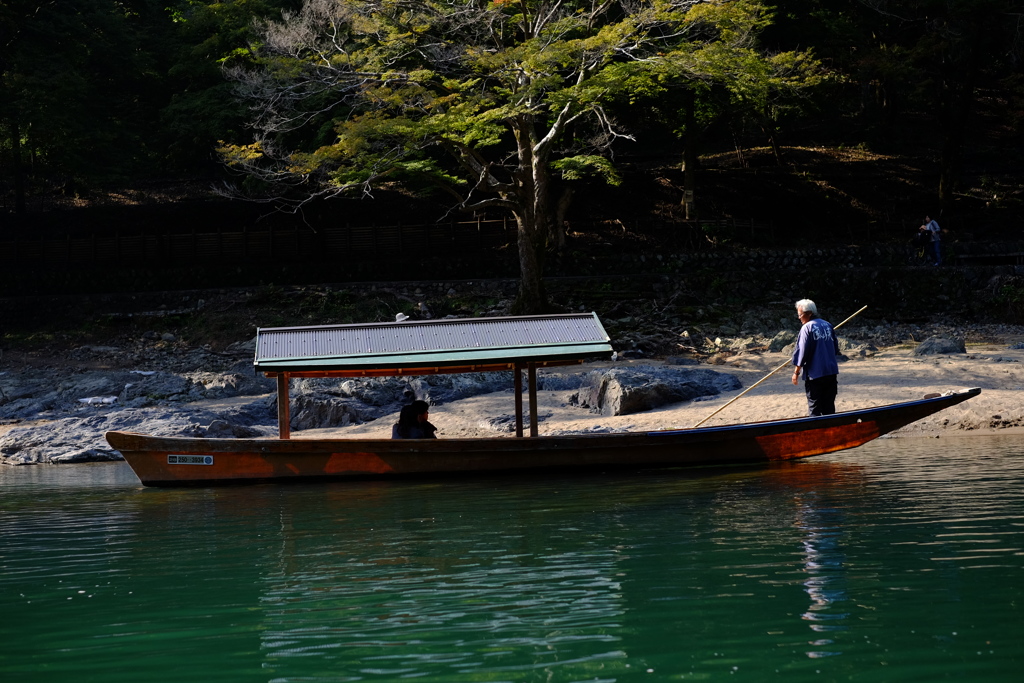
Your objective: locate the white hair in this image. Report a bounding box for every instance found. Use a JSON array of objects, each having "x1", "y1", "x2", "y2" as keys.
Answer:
[{"x1": 795, "y1": 299, "x2": 818, "y2": 316}]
